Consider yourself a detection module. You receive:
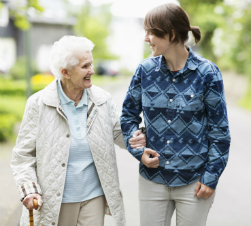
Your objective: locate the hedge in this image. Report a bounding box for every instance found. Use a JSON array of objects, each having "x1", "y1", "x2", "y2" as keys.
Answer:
[{"x1": 0, "y1": 114, "x2": 16, "y2": 142}]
